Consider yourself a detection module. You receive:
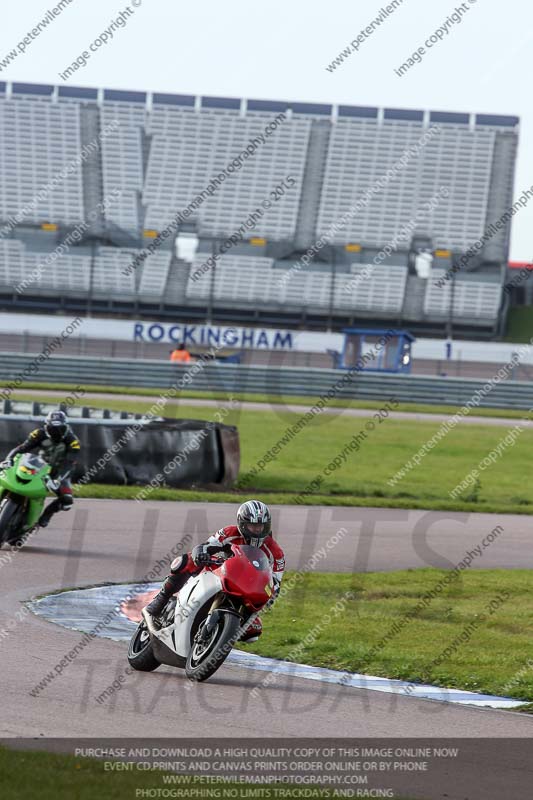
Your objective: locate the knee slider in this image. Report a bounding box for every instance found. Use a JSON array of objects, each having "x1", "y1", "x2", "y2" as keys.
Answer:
[
  {"x1": 170, "y1": 553, "x2": 188, "y2": 573},
  {"x1": 61, "y1": 494, "x2": 73, "y2": 510}
]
